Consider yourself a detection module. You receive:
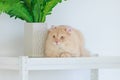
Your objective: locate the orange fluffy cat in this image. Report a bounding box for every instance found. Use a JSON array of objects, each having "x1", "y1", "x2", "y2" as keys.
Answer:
[{"x1": 45, "y1": 25, "x2": 90, "y2": 57}]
